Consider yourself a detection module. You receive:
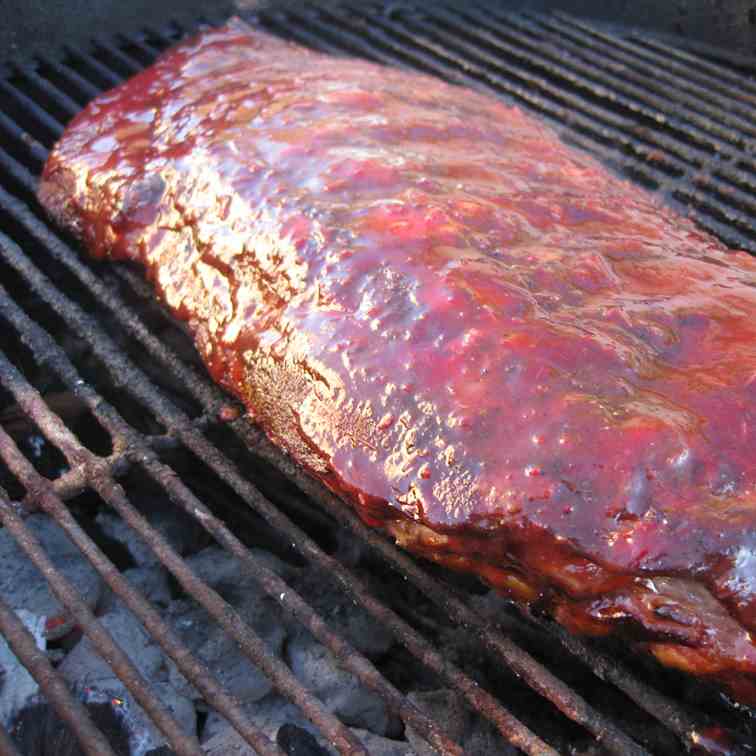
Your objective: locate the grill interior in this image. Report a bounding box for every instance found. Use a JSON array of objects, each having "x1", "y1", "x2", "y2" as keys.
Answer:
[{"x1": 0, "y1": 2, "x2": 756, "y2": 755}]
